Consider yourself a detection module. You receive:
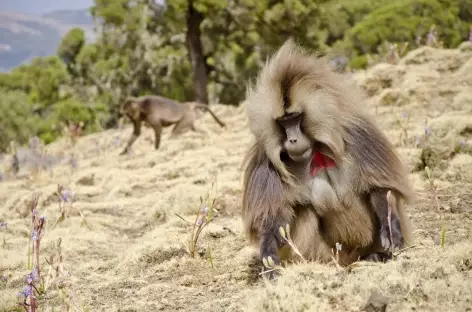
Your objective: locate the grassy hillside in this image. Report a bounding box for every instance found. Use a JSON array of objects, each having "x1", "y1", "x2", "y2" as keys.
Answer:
[{"x1": 0, "y1": 42, "x2": 472, "y2": 311}]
